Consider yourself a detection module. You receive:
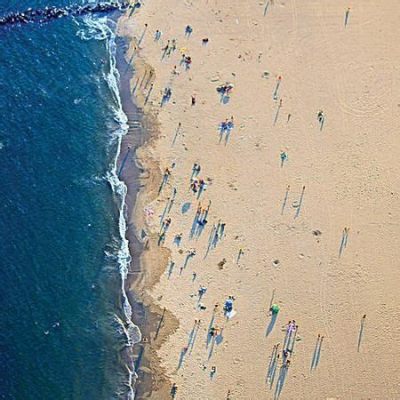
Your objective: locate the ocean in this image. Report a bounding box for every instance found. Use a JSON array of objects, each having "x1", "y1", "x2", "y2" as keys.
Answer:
[{"x1": 0, "y1": 2, "x2": 139, "y2": 399}]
